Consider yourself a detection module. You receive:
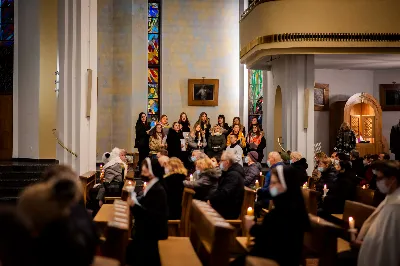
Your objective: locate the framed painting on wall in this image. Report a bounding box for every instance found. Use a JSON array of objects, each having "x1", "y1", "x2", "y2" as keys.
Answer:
[
  {"x1": 314, "y1": 83, "x2": 329, "y2": 111},
  {"x1": 188, "y1": 79, "x2": 219, "y2": 106},
  {"x1": 379, "y1": 84, "x2": 400, "y2": 111}
]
